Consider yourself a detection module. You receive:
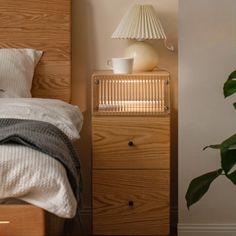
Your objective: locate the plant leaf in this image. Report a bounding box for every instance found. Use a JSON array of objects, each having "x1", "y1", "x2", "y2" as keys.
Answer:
[
  {"x1": 185, "y1": 169, "x2": 222, "y2": 209},
  {"x1": 203, "y1": 144, "x2": 221, "y2": 150},
  {"x1": 228, "y1": 70, "x2": 236, "y2": 80},
  {"x1": 221, "y1": 149, "x2": 236, "y2": 174},
  {"x1": 220, "y1": 134, "x2": 236, "y2": 173},
  {"x1": 233, "y1": 102, "x2": 236, "y2": 110},
  {"x1": 226, "y1": 170, "x2": 236, "y2": 185},
  {"x1": 224, "y1": 70, "x2": 236, "y2": 98},
  {"x1": 221, "y1": 133, "x2": 236, "y2": 149},
  {"x1": 224, "y1": 80, "x2": 236, "y2": 98}
]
